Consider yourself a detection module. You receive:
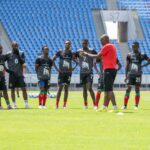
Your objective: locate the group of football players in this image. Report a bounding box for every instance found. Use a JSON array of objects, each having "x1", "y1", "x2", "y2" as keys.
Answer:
[{"x1": 0, "y1": 34, "x2": 150, "y2": 111}]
